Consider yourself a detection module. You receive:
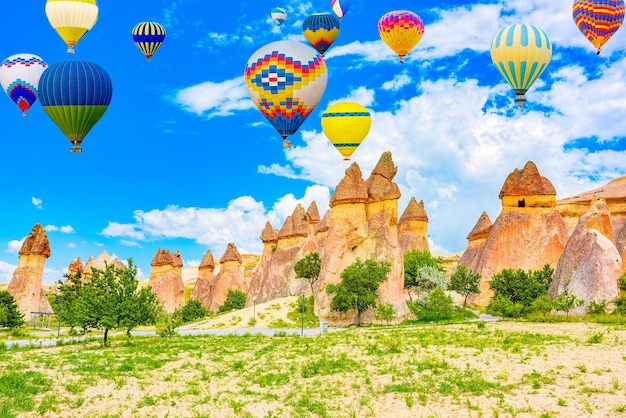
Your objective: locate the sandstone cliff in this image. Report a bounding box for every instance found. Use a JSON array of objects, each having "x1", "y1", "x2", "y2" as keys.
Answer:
[
  {"x1": 398, "y1": 197, "x2": 429, "y2": 253},
  {"x1": 7, "y1": 224, "x2": 54, "y2": 317},
  {"x1": 190, "y1": 249, "x2": 215, "y2": 310},
  {"x1": 149, "y1": 248, "x2": 185, "y2": 313},
  {"x1": 206, "y1": 243, "x2": 247, "y2": 311},
  {"x1": 548, "y1": 199, "x2": 622, "y2": 314},
  {"x1": 467, "y1": 162, "x2": 569, "y2": 307},
  {"x1": 316, "y1": 152, "x2": 409, "y2": 325}
]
